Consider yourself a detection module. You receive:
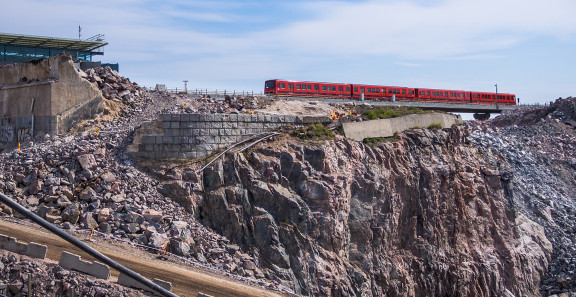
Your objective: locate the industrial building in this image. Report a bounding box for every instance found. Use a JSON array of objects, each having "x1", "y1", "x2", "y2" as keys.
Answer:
[{"x1": 0, "y1": 32, "x2": 117, "y2": 71}]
